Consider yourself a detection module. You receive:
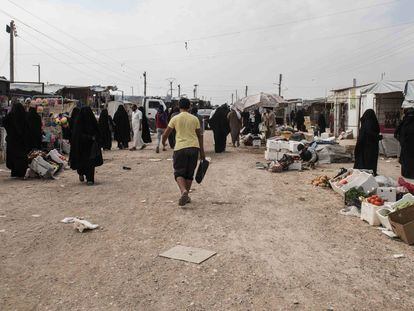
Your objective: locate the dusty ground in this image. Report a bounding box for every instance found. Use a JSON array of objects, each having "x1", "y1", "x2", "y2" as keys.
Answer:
[{"x1": 1, "y1": 132, "x2": 413, "y2": 311}]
